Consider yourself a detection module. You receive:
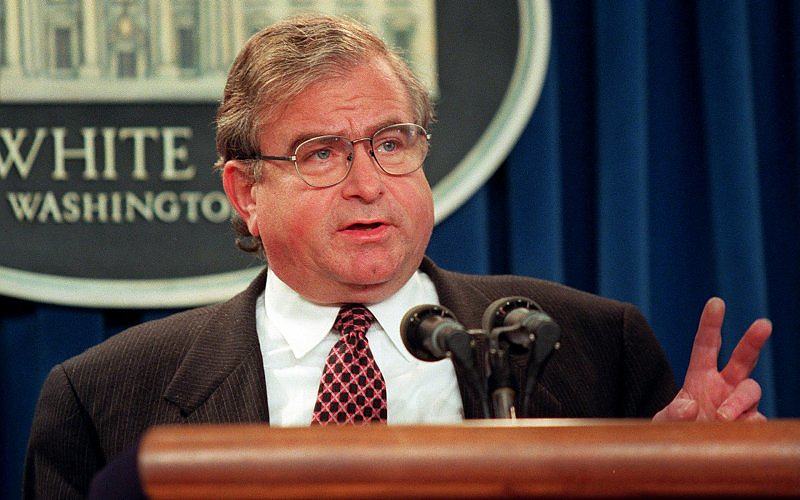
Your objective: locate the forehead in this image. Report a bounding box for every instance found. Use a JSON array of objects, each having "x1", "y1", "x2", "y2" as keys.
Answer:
[{"x1": 261, "y1": 60, "x2": 415, "y2": 145}]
